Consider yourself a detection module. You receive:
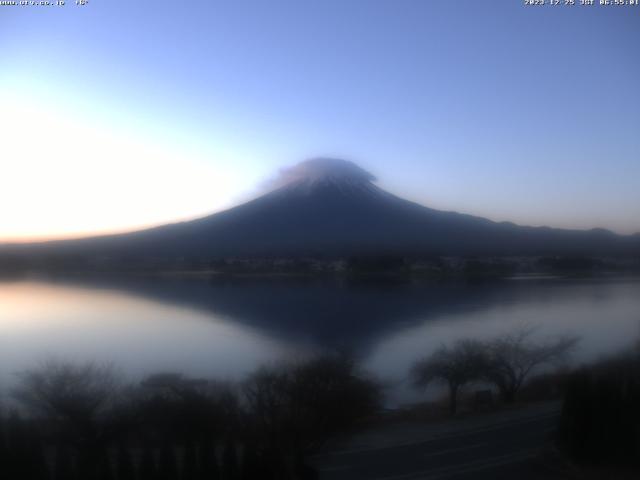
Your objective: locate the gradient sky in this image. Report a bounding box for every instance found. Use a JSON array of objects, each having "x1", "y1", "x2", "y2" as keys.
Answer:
[{"x1": 1, "y1": 0, "x2": 639, "y2": 241}]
